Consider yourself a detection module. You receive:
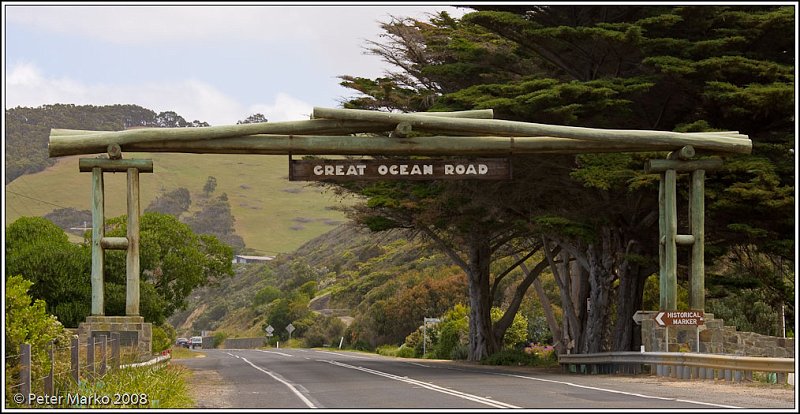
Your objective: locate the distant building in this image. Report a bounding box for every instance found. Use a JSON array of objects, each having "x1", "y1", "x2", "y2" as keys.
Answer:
[{"x1": 232, "y1": 255, "x2": 275, "y2": 264}]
